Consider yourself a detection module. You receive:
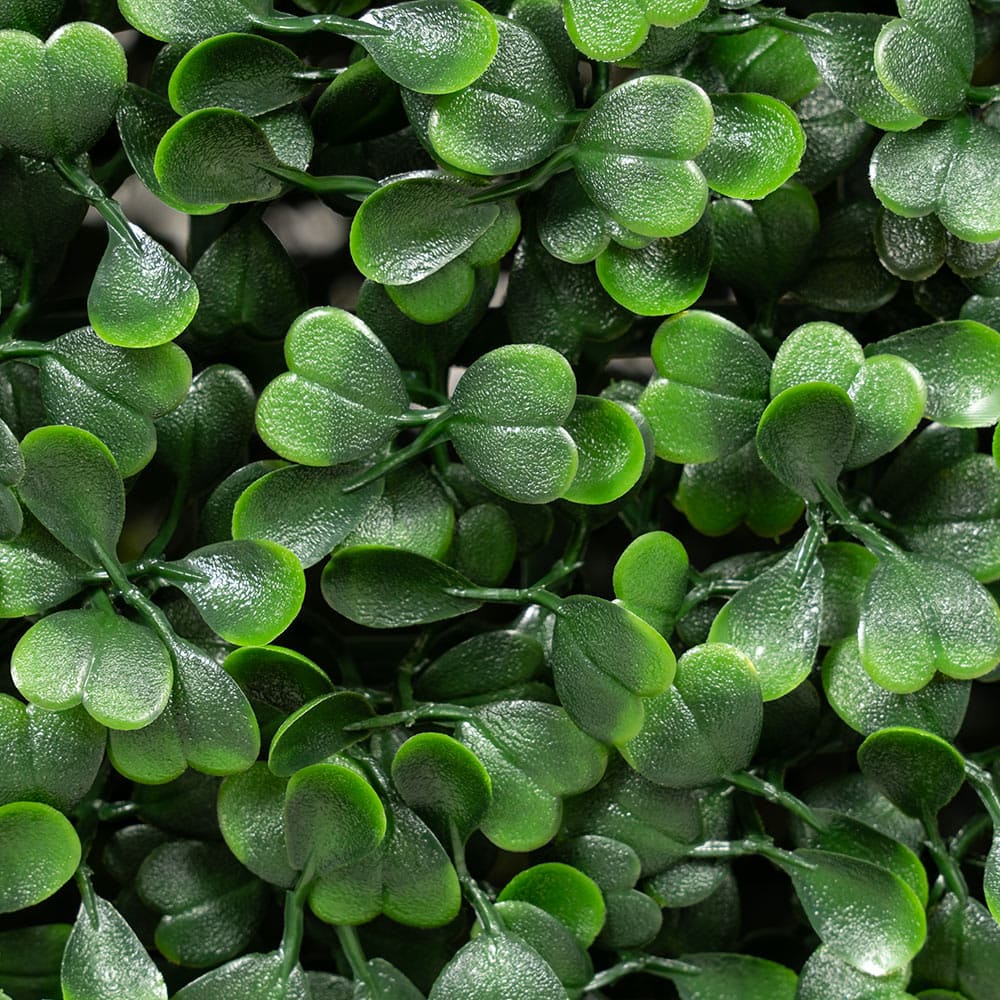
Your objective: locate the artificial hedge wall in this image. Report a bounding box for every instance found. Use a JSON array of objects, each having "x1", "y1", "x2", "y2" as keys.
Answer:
[{"x1": 1, "y1": 0, "x2": 1000, "y2": 997}]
